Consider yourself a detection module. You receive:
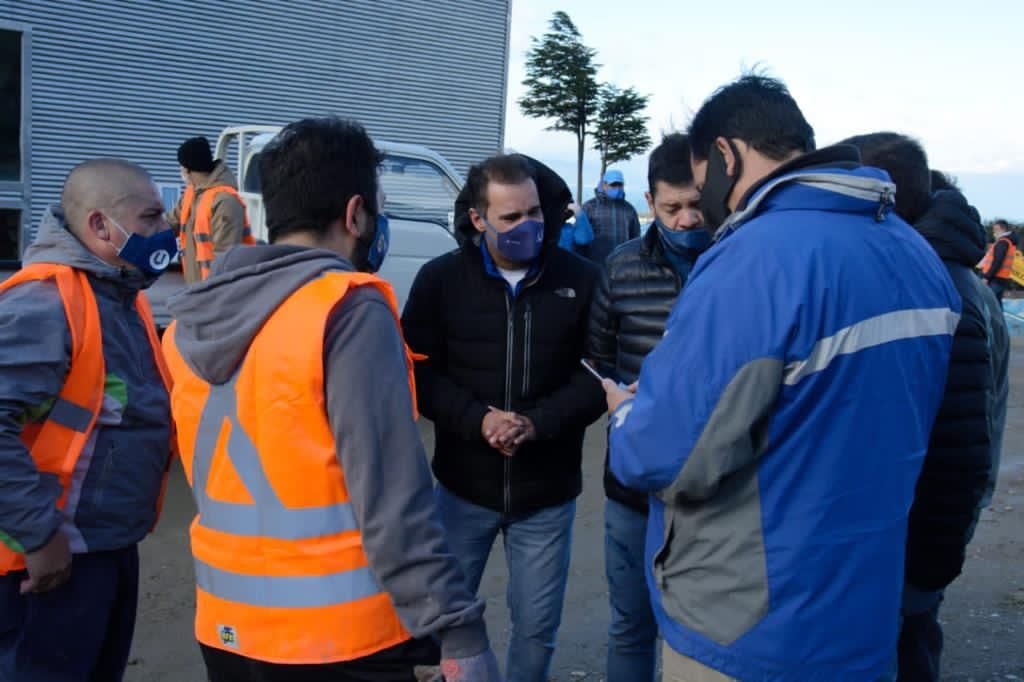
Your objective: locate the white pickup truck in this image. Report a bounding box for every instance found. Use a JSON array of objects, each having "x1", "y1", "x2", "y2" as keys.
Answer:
[{"x1": 146, "y1": 125, "x2": 463, "y2": 328}]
